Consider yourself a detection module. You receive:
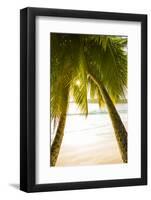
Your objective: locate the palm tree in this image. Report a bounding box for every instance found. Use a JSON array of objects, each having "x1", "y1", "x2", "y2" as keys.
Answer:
[
  {"x1": 84, "y1": 36, "x2": 128, "y2": 162},
  {"x1": 50, "y1": 34, "x2": 88, "y2": 166},
  {"x1": 50, "y1": 33, "x2": 127, "y2": 166}
]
